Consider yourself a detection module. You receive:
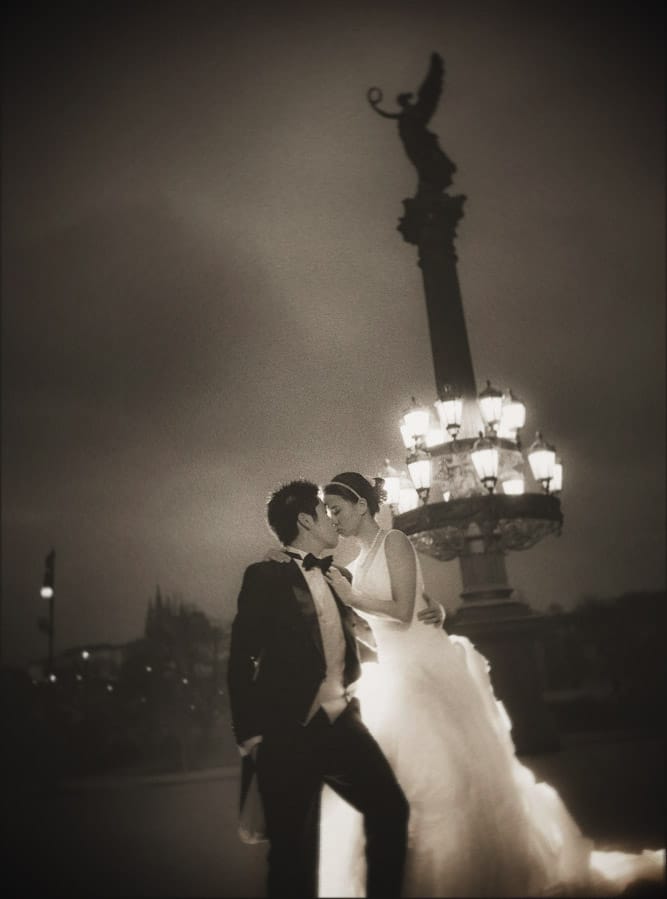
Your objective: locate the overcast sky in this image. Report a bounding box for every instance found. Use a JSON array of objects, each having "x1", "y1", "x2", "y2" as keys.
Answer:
[{"x1": 2, "y1": 2, "x2": 664, "y2": 666}]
